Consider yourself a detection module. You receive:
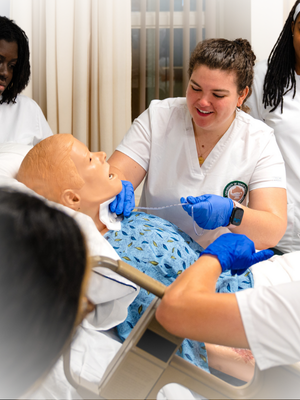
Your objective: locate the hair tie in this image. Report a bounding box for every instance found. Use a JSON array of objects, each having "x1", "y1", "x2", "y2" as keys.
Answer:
[{"x1": 293, "y1": 3, "x2": 300, "y2": 21}]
